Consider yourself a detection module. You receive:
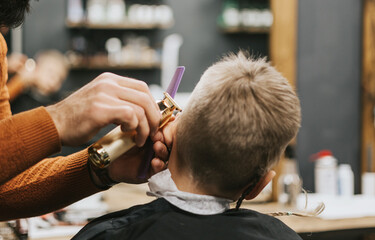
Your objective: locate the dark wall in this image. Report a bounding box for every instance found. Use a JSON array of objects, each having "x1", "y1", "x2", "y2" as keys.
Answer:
[
  {"x1": 24, "y1": 0, "x2": 68, "y2": 56},
  {"x1": 296, "y1": 0, "x2": 362, "y2": 192}
]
